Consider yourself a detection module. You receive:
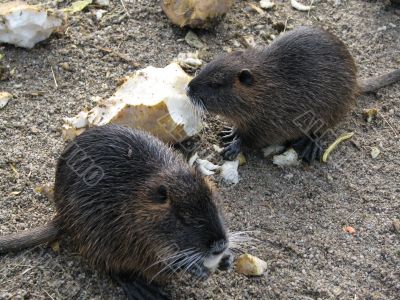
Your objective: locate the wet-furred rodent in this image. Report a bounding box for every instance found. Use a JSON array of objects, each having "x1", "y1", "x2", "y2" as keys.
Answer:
[
  {"x1": 0, "y1": 125, "x2": 232, "y2": 299},
  {"x1": 187, "y1": 26, "x2": 400, "y2": 163}
]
